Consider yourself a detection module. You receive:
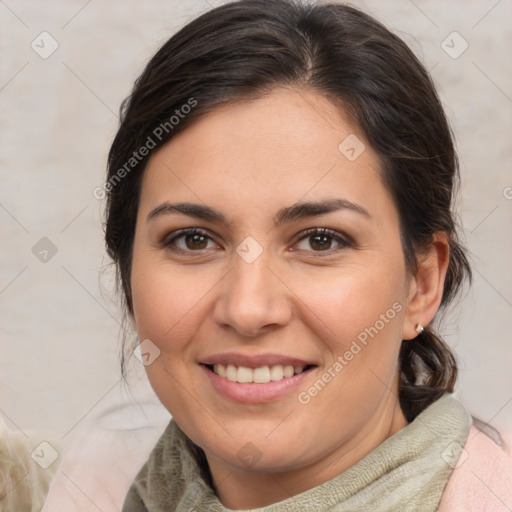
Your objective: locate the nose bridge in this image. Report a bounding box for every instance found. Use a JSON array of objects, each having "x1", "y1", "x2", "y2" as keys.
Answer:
[
  {"x1": 233, "y1": 250, "x2": 272, "y2": 299},
  {"x1": 213, "y1": 241, "x2": 291, "y2": 336}
]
